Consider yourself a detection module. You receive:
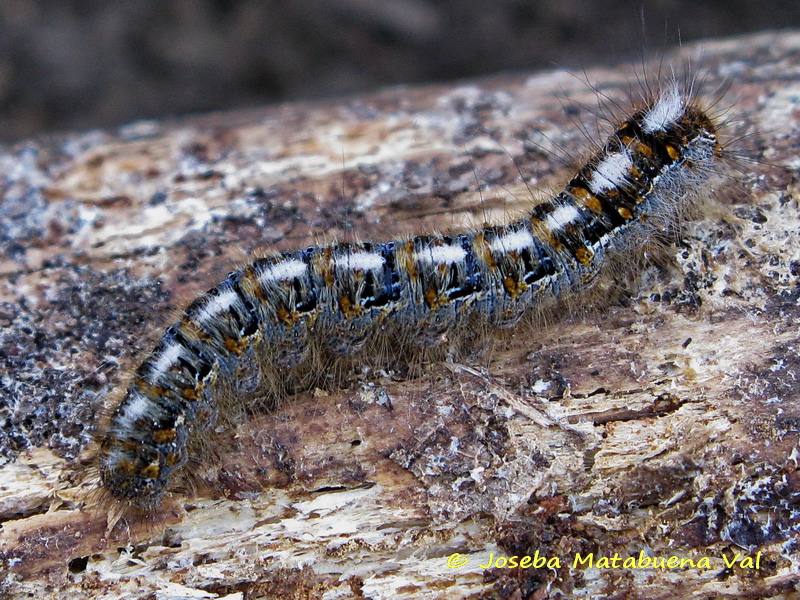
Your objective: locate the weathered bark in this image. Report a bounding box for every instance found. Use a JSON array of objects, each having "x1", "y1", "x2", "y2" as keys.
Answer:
[{"x1": 2, "y1": 30, "x2": 800, "y2": 599}]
